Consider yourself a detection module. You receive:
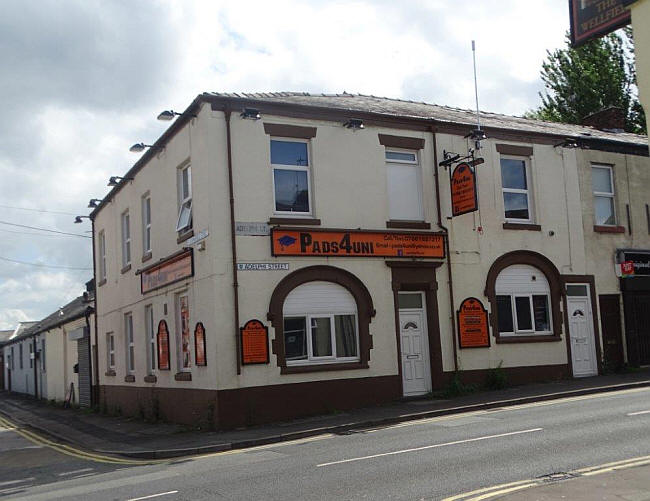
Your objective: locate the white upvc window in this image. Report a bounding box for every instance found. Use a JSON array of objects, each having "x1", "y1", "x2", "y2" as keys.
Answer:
[
  {"x1": 121, "y1": 211, "x2": 131, "y2": 268},
  {"x1": 282, "y1": 281, "x2": 359, "y2": 365},
  {"x1": 176, "y1": 164, "x2": 192, "y2": 233},
  {"x1": 500, "y1": 155, "x2": 533, "y2": 223},
  {"x1": 385, "y1": 149, "x2": 424, "y2": 221},
  {"x1": 98, "y1": 230, "x2": 107, "y2": 282},
  {"x1": 495, "y1": 264, "x2": 552, "y2": 336},
  {"x1": 124, "y1": 313, "x2": 134, "y2": 374},
  {"x1": 592, "y1": 164, "x2": 616, "y2": 226},
  {"x1": 142, "y1": 195, "x2": 152, "y2": 254},
  {"x1": 106, "y1": 332, "x2": 115, "y2": 370},
  {"x1": 270, "y1": 138, "x2": 312, "y2": 215},
  {"x1": 145, "y1": 304, "x2": 155, "y2": 374}
]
